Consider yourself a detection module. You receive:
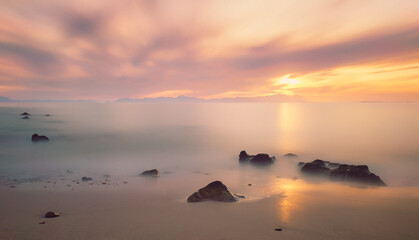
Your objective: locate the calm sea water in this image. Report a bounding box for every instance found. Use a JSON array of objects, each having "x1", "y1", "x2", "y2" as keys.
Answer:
[{"x1": 0, "y1": 102, "x2": 418, "y2": 187}]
